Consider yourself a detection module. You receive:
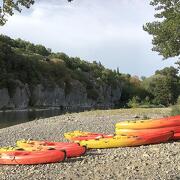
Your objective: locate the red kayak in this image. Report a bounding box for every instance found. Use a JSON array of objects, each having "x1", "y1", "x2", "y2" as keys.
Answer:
[
  {"x1": 0, "y1": 150, "x2": 66, "y2": 165},
  {"x1": 16, "y1": 140, "x2": 86, "y2": 158},
  {"x1": 61, "y1": 145, "x2": 86, "y2": 157},
  {"x1": 138, "y1": 131, "x2": 174, "y2": 145}
]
